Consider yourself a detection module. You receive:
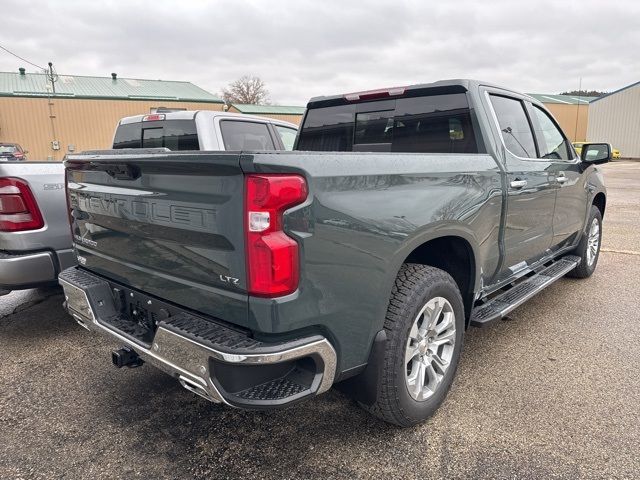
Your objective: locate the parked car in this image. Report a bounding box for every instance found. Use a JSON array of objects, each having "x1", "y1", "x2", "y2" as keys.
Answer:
[
  {"x1": 0, "y1": 143, "x2": 28, "y2": 161},
  {"x1": 573, "y1": 141, "x2": 620, "y2": 159},
  {"x1": 0, "y1": 162, "x2": 75, "y2": 295},
  {"x1": 59, "y1": 80, "x2": 610, "y2": 426},
  {"x1": 112, "y1": 110, "x2": 299, "y2": 151}
]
